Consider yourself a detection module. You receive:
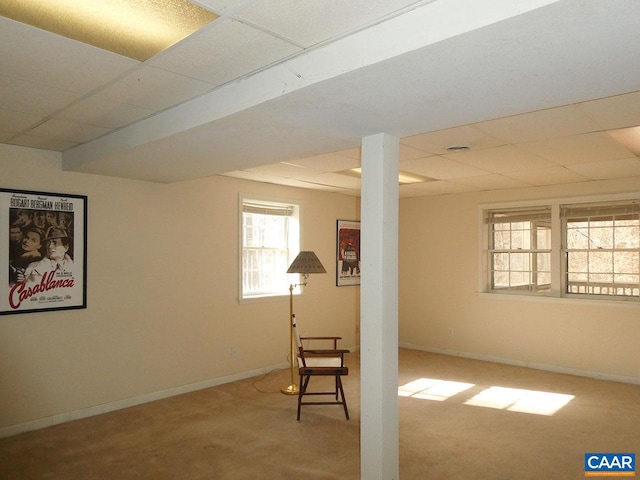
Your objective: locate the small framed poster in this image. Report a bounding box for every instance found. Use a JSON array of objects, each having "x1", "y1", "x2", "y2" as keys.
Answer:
[
  {"x1": 336, "y1": 219, "x2": 360, "y2": 286},
  {"x1": 1, "y1": 188, "x2": 87, "y2": 315}
]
